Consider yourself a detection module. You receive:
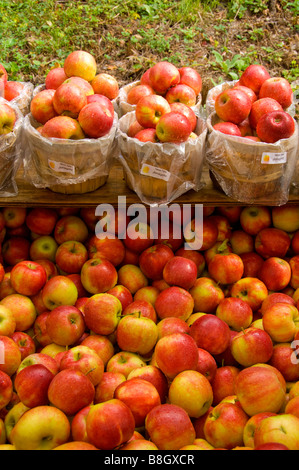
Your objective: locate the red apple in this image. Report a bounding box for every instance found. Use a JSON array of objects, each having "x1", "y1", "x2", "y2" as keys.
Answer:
[
  {"x1": 148, "y1": 61, "x2": 180, "y2": 95},
  {"x1": 216, "y1": 297, "x2": 253, "y2": 332},
  {"x1": 126, "y1": 84, "x2": 154, "y2": 105},
  {"x1": 0, "y1": 101, "x2": 17, "y2": 135},
  {"x1": 256, "y1": 110, "x2": 295, "y2": 143},
  {"x1": 162, "y1": 255, "x2": 197, "y2": 290},
  {"x1": 249, "y1": 97, "x2": 283, "y2": 129},
  {"x1": 210, "y1": 365, "x2": 240, "y2": 406},
  {"x1": 63, "y1": 76, "x2": 94, "y2": 97},
  {"x1": 10, "y1": 260, "x2": 47, "y2": 296},
  {"x1": 231, "y1": 327, "x2": 274, "y2": 367},
  {"x1": 45, "y1": 305, "x2": 85, "y2": 347},
  {"x1": 53, "y1": 82, "x2": 87, "y2": 118},
  {"x1": 0, "y1": 63, "x2": 8, "y2": 88},
  {"x1": 184, "y1": 216, "x2": 219, "y2": 252},
  {"x1": 213, "y1": 120, "x2": 243, "y2": 136},
  {"x1": 189, "y1": 313, "x2": 231, "y2": 356},
  {"x1": 127, "y1": 119, "x2": 144, "y2": 137},
  {"x1": 240, "y1": 206, "x2": 272, "y2": 236},
  {"x1": 0, "y1": 304, "x2": 16, "y2": 336},
  {"x1": 41, "y1": 275, "x2": 78, "y2": 310},
  {"x1": 156, "y1": 316, "x2": 189, "y2": 339},
  {"x1": 169, "y1": 102, "x2": 197, "y2": 131},
  {"x1": 0, "y1": 293, "x2": 37, "y2": 332},
  {"x1": 33, "y1": 312, "x2": 52, "y2": 348},
  {"x1": 139, "y1": 243, "x2": 174, "y2": 281},
  {"x1": 26, "y1": 208, "x2": 58, "y2": 236},
  {"x1": 255, "y1": 442, "x2": 289, "y2": 450},
  {"x1": 262, "y1": 302, "x2": 299, "y2": 343},
  {"x1": 116, "y1": 315, "x2": 158, "y2": 356},
  {"x1": 54, "y1": 215, "x2": 88, "y2": 244},
  {"x1": 259, "y1": 77, "x2": 293, "y2": 109},
  {"x1": 81, "y1": 334, "x2": 114, "y2": 367},
  {"x1": 179, "y1": 66, "x2": 202, "y2": 95},
  {"x1": 64, "y1": 50, "x2": 97, "y2": 82},
  {"x1": 155, "y1": 286, "x2": 194, "y2": 322},
  {"x1": 81, "y1": 258, "x2": 118, "y2": 294},
  {"x1": 243, "y1": 412, "x2": 277, "y2": 448},
  {"x1": 154, "y1": 332, "x2": 199, "y2": 380},
  {"x1": 48, "y1": 368, "x2": 95, "y2": 416},
  {"x1": 55, "y1": 240, "x2": 88, "y2": 274},
  {"x1": 208, "y1": 252, "x2": 244, "y2": 285},
  {"x1": 233, "y1": 84, "x2": 257, "y2": 104},
  {"x1": 260, "y1": 292, "x2": 295, "y2": 315},
  {"x1": 230, "y1": 277, "x2": 268, "y2": 311},
  {"x1": 196, "y1": 348, "x2": 218, "y2": 383},
  {"x1": 0, "y1": 370, "x2": 13, "y2": 410},
  {"x1": 165, "y1": 83, "x2": 197, "y2": 107},
  {"x1": 215, "y1": 88, "x2": 252, "y2": 124},
  {"x1": 254, "y1": 414, "x2": 299, "y2": 450},
  {"x1": 106, "y1": 284, "x2": 133, "y2": 311},
  {"x1": 87, "y1": 93, "x2": 114, "y2": 115},
  {"x1": 189, "y1": 276, "x2": 225, "y2": 313},
  {"x1": 229, "y1": 229, "x2": 254, "y2": 254},
  {"x1": 135, "y1": 94, "x2": 171, "y2": 128},
  {"x1": 290, "y1": 255, "x2": 299, "y2": 290},
  {"x1": 134, "y1": 128, "x2": 158, "y2": 142},
  {"x1": 240, "y1": 251, "x2": 264, "y2": 277},
  {"x1": 127, "y1": 365, "x2": 169, "y2": 404},
  {"x1": 30, "y1": 89, "x2": 57, "y2": 125},
  {"x1": 78, "y1": 101, "x2": 114, "y2": 138},
  {"x1": 45, "y1": 67, "x2": 68, "y2": 90},
  {"x1": 255, "y1": 227, "x2": 291, "y2": 259},
  {"x1": 145, "y1": 403, "x2": 195, "y2": 450},
  {"x1": 17, "y1": 352, "x2": 59, "y2": 377},
  {"x1": 59, "y1": 344, "x2": 104, "y2": 386},
  {"x1": 14, "y1": 364, "x2": 54, "y2": 408},
  {"x1": 91, "y1": 73, "x2": 119, "y2": 100},
  {"x1": 86, "y1": 399, "x2": 135, "y2": 450},
  {"x1": 117, "y1": 264, "x2": 148, "y2": 294},
  {"x1": 29, "y1": 235, "x2": 58, "y2": 263},
  {"x1": 155, "y1": 111, "x2": 192, "y2": 143},
  {"x1": 106, "y1": 351, "x2": 147, "y2": 378},
  {"x1": 94, "y1": 371, "x2": 126, "y2": 404},
  {"x1": 269, "y1": 343, "x2": 299, "y2": 382},
  {"x1": 258, "y1": 256, "x2": 291, "y2": 291},
  {"x1": 124, "y1": 221, "x2": 154, "y2": 254},
  {"x1": 239, "y1": 64, "x2": 271, "y2": 94},
  {"x1": 204, "y1": 239, "x2": 233, "y2": 265},
  {"x1": 83, "y1": 293, "x2": 122, "y2": 336},
  {"x1": 41, "y1": 116, "x2": 85, "y2": 139},
  {"x1": 122, "y1": 299, "x2": 157, "y2": 322},
  {"x1": 4, "y1": 81, "x2": 25, "y2": 101}
]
